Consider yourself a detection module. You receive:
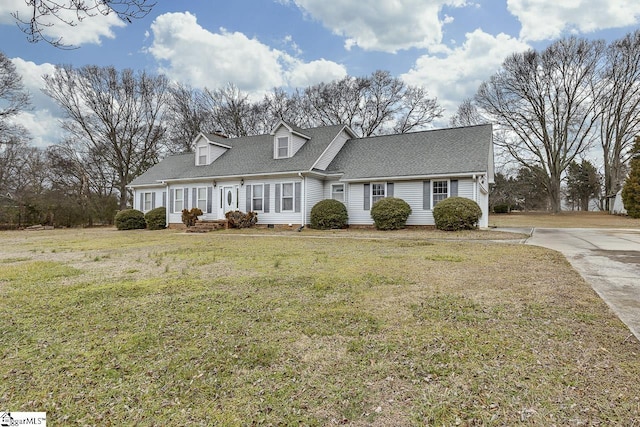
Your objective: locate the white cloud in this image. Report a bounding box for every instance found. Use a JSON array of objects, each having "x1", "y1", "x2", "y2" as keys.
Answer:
[
  {"x1": 289, "y1": 0, "x2": 469, "y2": 53},
  {"x1": 287, "y1": 59, "x2": 347, "y2": 87},
  {"x1": 147, "y1": 12, "x2": 346, "y2": 94},
  {"x1": 402, "y1": 29, "x2": 530, "y2": 123},
  {"x1": 10, "y1": 58, "x2": 67, "y2": 147},
  {"x1": 507, "y1": 0, "x2": 640, "y2": 41},
  {"x1": 0, "y1": 0, "x2": 125, "y2": 46}
]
